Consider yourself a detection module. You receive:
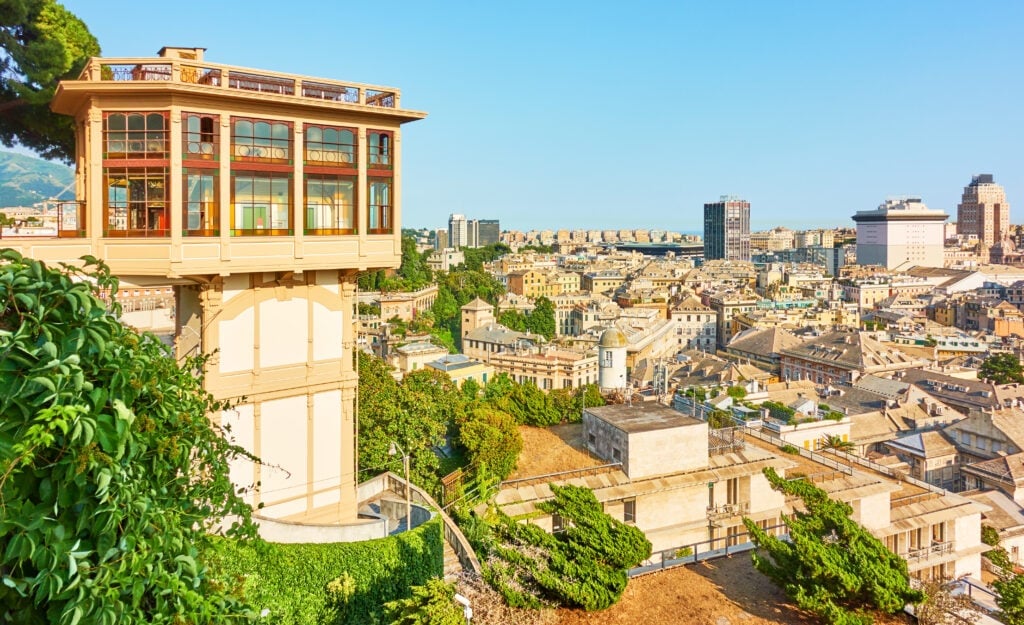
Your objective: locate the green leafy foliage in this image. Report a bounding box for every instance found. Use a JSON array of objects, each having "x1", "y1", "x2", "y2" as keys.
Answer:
[
  {"x1": 996, "y1": 573, "x2": 1024, "y2": 625},
  {"x1": 743, "y1": 467, "x2": 922, "y2": 625},
  {"x1": 762, "y1": 400, "x2": 796, "y2": 423},
  {"x1": 980, "y1": 352, "x2": 1024, "y2": 385},
  {"x1": 461, "y1": 243, "x2": 511, "y2": 272},
  {"x1": 726, "y1": 385, "x2": 747, "y2": 399},
  {"x1": 0, "y1": 251, "x2": 257, "y2": 624},
  {"x1": 819, "y1": 434, "x2": 854, "y2": 453},
  {"x1": 480, "y1": 485, "x2": 651, "y2": 611},
  {"x1": 384, "y1": 578, "x2": 465, "y2": 625},
  {"x1": 525, "y1": 297, "x2": 556, "y2": 340},
  {"x1": 456, "y1": 407, "x2": 522, "y2": 481},
  {"x1": 707, "y1": 409, "x2": 733, "y2": 429},
  {"x1": 357, "y1": 353, "x2": 460, "y2": 492},
  {"x1": 207, "y1": 517, "x2": 444, "y2": 625},
  {"x1": 0, "y1": 0, "x2": 100, "y2": 161}
]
